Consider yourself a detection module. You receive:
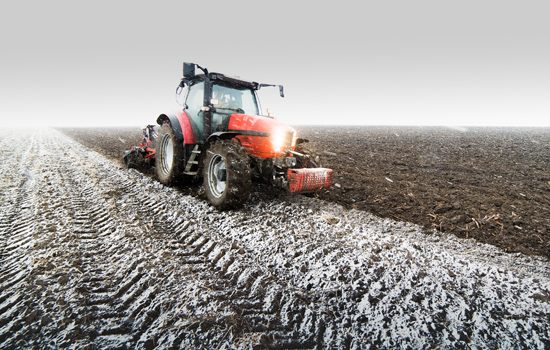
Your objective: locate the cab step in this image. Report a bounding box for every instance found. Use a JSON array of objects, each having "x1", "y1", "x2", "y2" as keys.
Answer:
[{"x1": 184, "y1": 145, "x2": 201, "y2": 175}]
